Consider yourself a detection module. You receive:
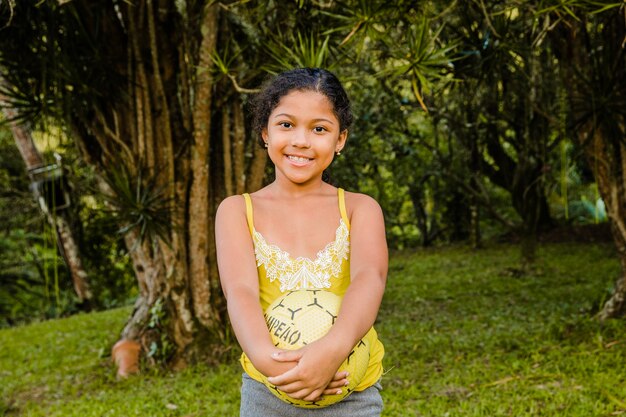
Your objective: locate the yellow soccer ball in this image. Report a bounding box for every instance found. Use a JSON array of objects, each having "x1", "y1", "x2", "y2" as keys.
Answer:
[{"x1": 262, "y1": 289, "x2": 371, "y2": 408}]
